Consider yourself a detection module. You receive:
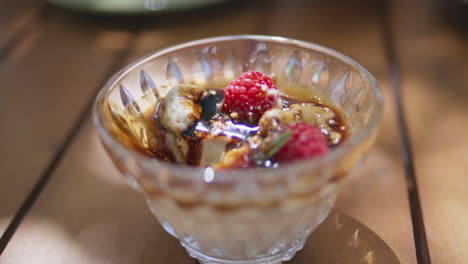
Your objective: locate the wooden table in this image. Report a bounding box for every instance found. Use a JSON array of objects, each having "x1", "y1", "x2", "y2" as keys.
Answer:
[{"x1": 0, "y1": 0, "x2": 466, "y2": 263}]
